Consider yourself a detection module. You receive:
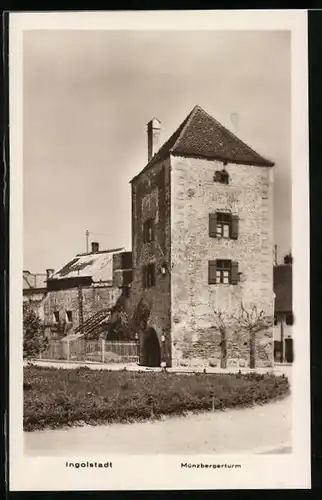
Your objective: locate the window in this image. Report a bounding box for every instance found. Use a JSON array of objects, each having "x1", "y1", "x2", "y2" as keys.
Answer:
[
  {"x1": 216, "y1": 259, "x2": 231, "y2": 284},
  {"x1": 66, "y1": 310, "x2": 73, "y2": 323},
  {"x1": 285, "y1": 313, "x2": 294, "y2": 326},
  {"x1": 216, "y1": 213, "x2": 231, "y2": 238},
  {"x1": 208, "y1": 260, "x2": 239, "y2": 285},
  {"x1": 209, "y1": 212, "x2": 239, "y2": 239},
  {"x1": 142, "y1": 263, "x2": 156, "y2": 288},
  {"x1": 214, "y1": 169, "x2": 229, "y2": 184},
  {"x1": 53, "y1": 311, "x2": 60, "y2": 323},
  {"x1": 143, "y1": 219, "x2": 155, "y2": 243}
]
